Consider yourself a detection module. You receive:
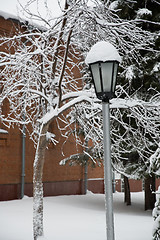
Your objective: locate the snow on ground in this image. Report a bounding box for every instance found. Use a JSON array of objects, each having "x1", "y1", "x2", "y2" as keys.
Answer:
[{"x1": 0, "y1": 191, "x2": 153, "y2": 240}]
